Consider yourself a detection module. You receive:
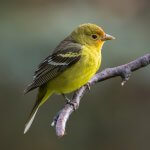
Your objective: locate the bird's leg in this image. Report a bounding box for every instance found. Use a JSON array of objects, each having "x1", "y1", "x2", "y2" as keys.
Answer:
[
  {"x1": 62, "y1": 94, "x2": 71, "y2": 103},
  {"x1": 86, "y1": 82, "x2": 91, "y2": 92},
  {"x1": 62, "y1": 94, "x2": 76, "y2": 111}
]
